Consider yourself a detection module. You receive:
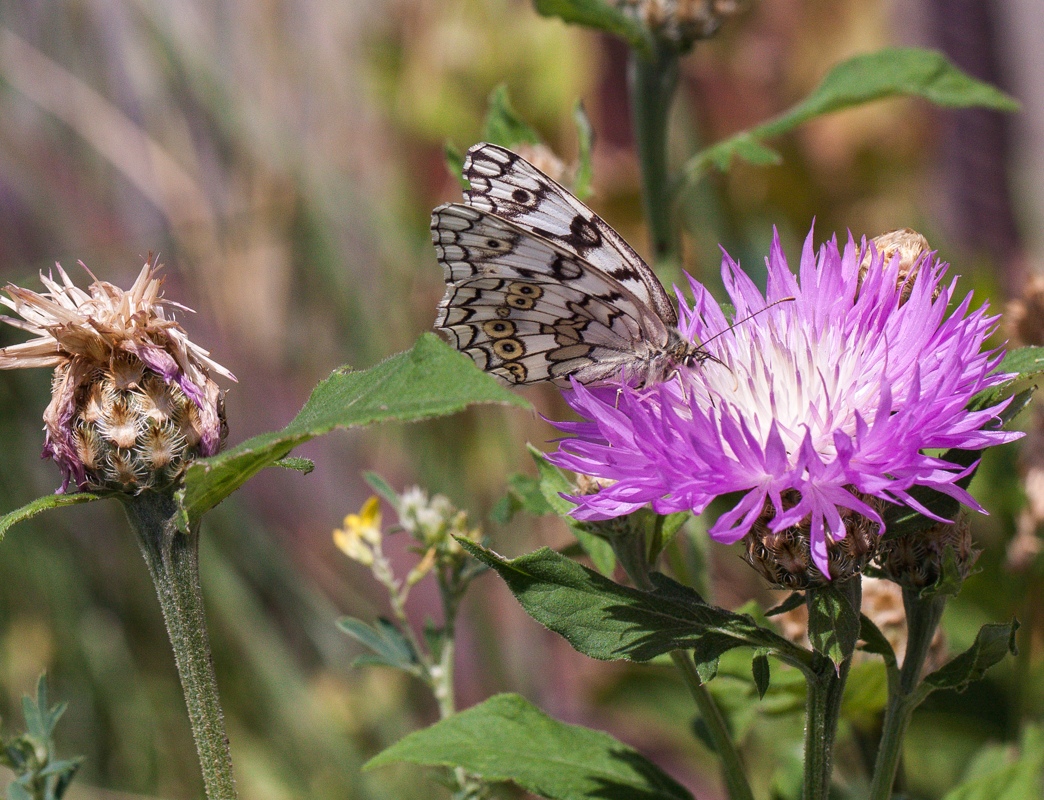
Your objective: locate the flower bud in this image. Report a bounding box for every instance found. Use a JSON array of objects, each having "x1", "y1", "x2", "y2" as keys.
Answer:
[
  {"x1": 874, "y1": 514, "x2": 979, "y2": 591},
  {"x1": 0, "y1": 259, "x2": 234, "y2": 493},
  {"x1": 858, "y1": 228, "x2": 934, "y2": 304},
  {"x1": 612, "y1": 0, "x2": 743, "y2": 49}
]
